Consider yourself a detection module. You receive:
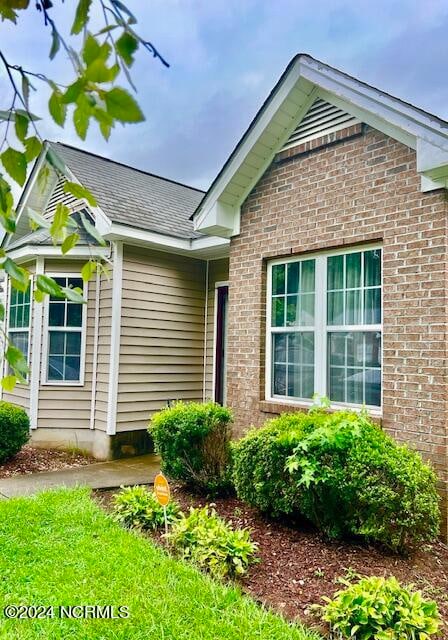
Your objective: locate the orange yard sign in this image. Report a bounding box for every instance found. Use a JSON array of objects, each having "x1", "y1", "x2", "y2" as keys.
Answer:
[{"x1": 154, "y1": 473, "x2": 170, "y2": 506}]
